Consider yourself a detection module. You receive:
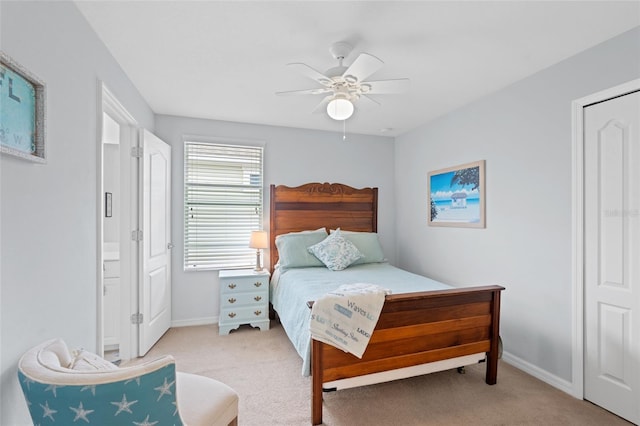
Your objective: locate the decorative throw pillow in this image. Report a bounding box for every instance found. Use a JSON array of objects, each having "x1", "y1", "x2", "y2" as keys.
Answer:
[
  {"x1": 330, "y1": 229, "x2": 386, "y2": 265},
  {"x1": 307, "y1": 229, "x2": 364, "y2": 271},
  {"x1": 69, "y1": 349, "x2": 119, "y2": 371},
  {"x1": 275, "y1": 228, "x2": 328, "y2": 269}
]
